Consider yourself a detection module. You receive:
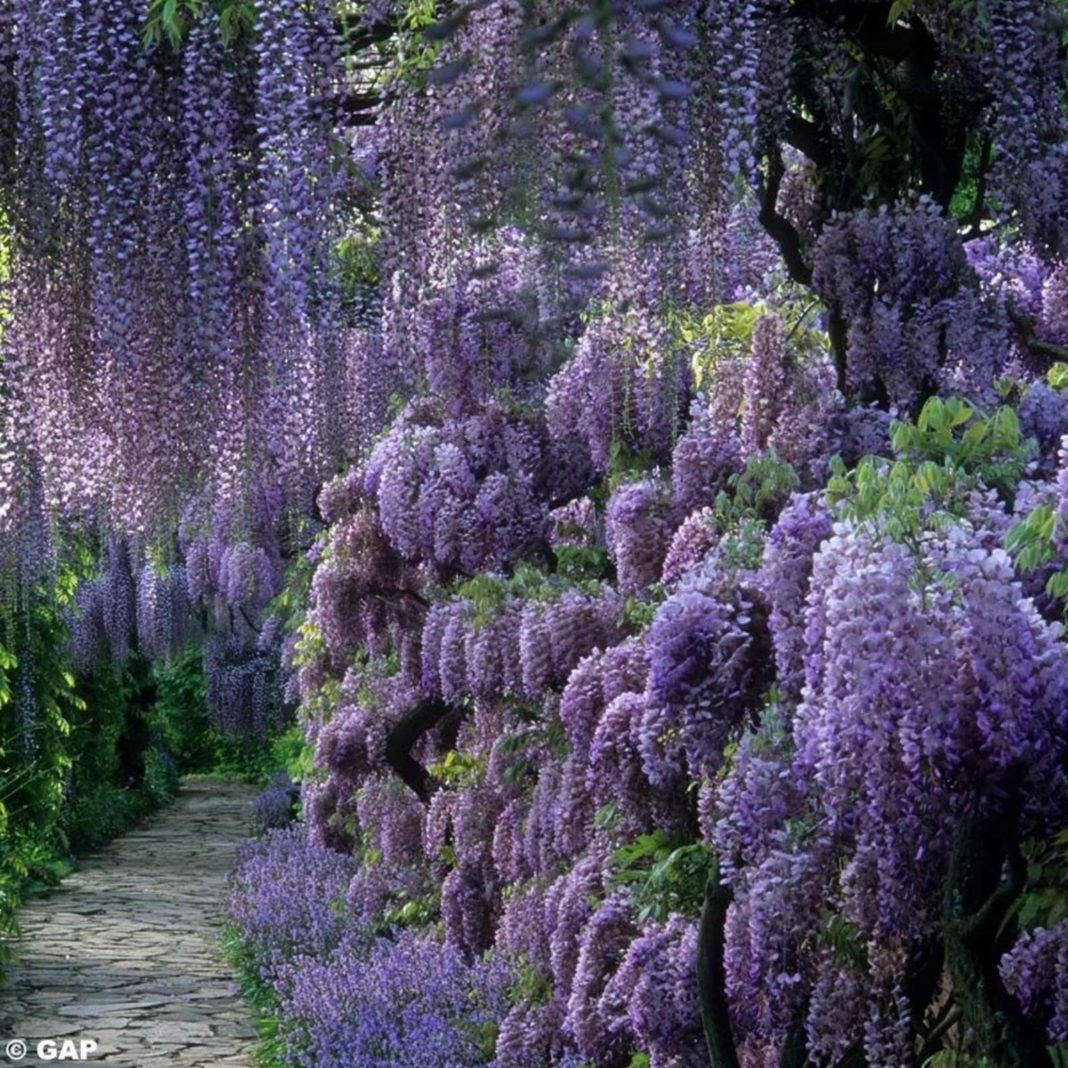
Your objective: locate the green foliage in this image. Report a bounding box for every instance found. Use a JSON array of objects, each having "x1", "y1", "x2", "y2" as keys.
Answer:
[
  {"x1": 594, "y1": 801, "x2": 621, "y2": 833},
  {"x1": 621, "y1": 584, "x2": 667, "y2": 633},
  {"x1": 679, "y1": 297, "x2": 826, "y2": 394},
  {"x1": 506, "y1": 951, "x2": 554, "y2": 1008},
  {"x1": 827, "y1": 453, "x2": 960, "y2": 544},
  {"x1": 819, "y1": 911, "x2": 867, "y2": 969},
  {"x1": 427, "y1": 749, "x2": 484, "y2": 789},
  {"x1": 269, "y1": 539, "x2": 319, "y2": 637},
  {"x1": 270, "y1": 723, "x2": 314, "y2": 783},
  {"x1": 334, "y1": 226, "x2": 381, "y2": 320},
  {"x1": 1047, "y1": 362, "x2": 1068, "y2": 391},
  {"x1": 1005, "y1": 502, "x2": 1061, "y2": 583},
  {"x1": 654, "y1": 450, "x2": 794, "y2": 583},
  {"x1": 0, "y1": 561, "x2": 86, "y2": 957},
  {"x1": 142, "y1": 0, "x2": 254, "y2": 48},
  {"x1": 720, "y1": 451, "x2": 800, "y2": 527},
  {"x1": 490, "y1": 718, "x2": 567, "y2": 787},
  {"x1": 151, "y1": 647, "x2": 217, "y2": 773},
  {"x1": 65, "y1": 654, "x2": 177, "y2": 854},
  {"x1": 553, "y1": 544, "x2": 612, "y2": 582},
  {"x1": 373, "y1": 886, "x2": 441, "y2": 934},
  {"x1": 390, "y1": 0, "x2": 444, "y2": 84},
  {"x1": 829, "y1": 397, "x2": 1034, "y2": 546},
  {"x1": 220, "y1": 924, "x2": 289, "y2": 1068},
  {"x1": 455, "y1": 563, "x2": 607, "y2": 629},
  {"x1": 605, "y1": 441, "x2": 664, "y2": 491},
  {"x1": 924, "y1": 1046, "x2": 1068, "y2": 1068},
  {"x1": 680, "y1": 301, "x2": 761, "y2": 392},
  {"x1": 608, "y1": 830, "x2": 716, "y2": 923},
  {"x1": 1013, "y1": 828, "x2": 1068, "y2": 932},
  {"x1": 1005, "y1": 467, "x2": 1068, "y2": 617},
  {"x1": 889, "y1": 397, "x2": 1032, "y2": 499}
]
